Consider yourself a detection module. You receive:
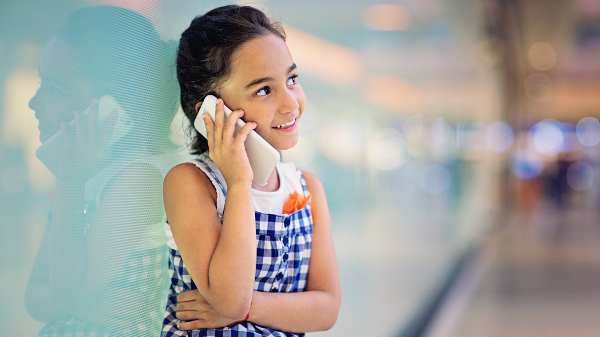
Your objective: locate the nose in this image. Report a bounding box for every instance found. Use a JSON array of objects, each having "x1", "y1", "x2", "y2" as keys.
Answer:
[
  {"x1": 278, "y1": 88, "x2": 299, "y2": 114},
  {"x1": 29, "y1": 86, "x2": 43, "y2": 112}
]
